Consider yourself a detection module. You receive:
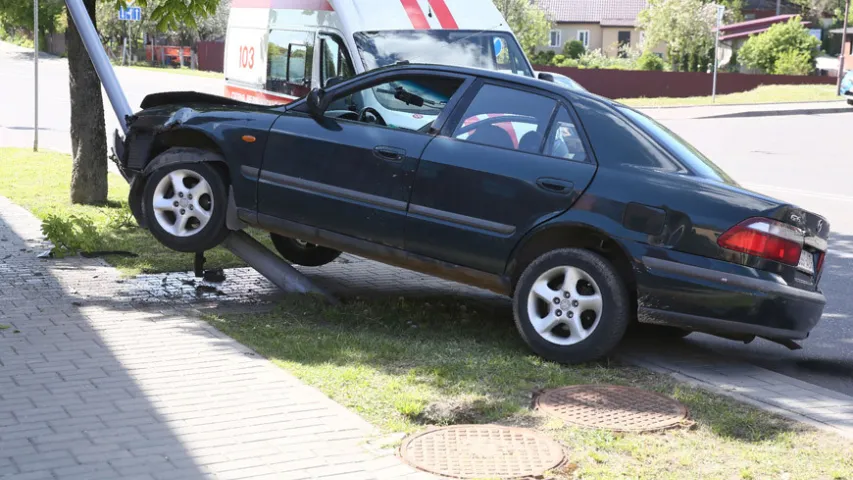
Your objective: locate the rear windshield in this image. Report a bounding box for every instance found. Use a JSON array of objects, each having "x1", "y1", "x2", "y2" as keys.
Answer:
[
  {"x1": 617, "y1": 107, "x2": 738, "y2": 186},
  {"x1": 353, "y1": 30, "x2": 533, "y2": 77}
]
